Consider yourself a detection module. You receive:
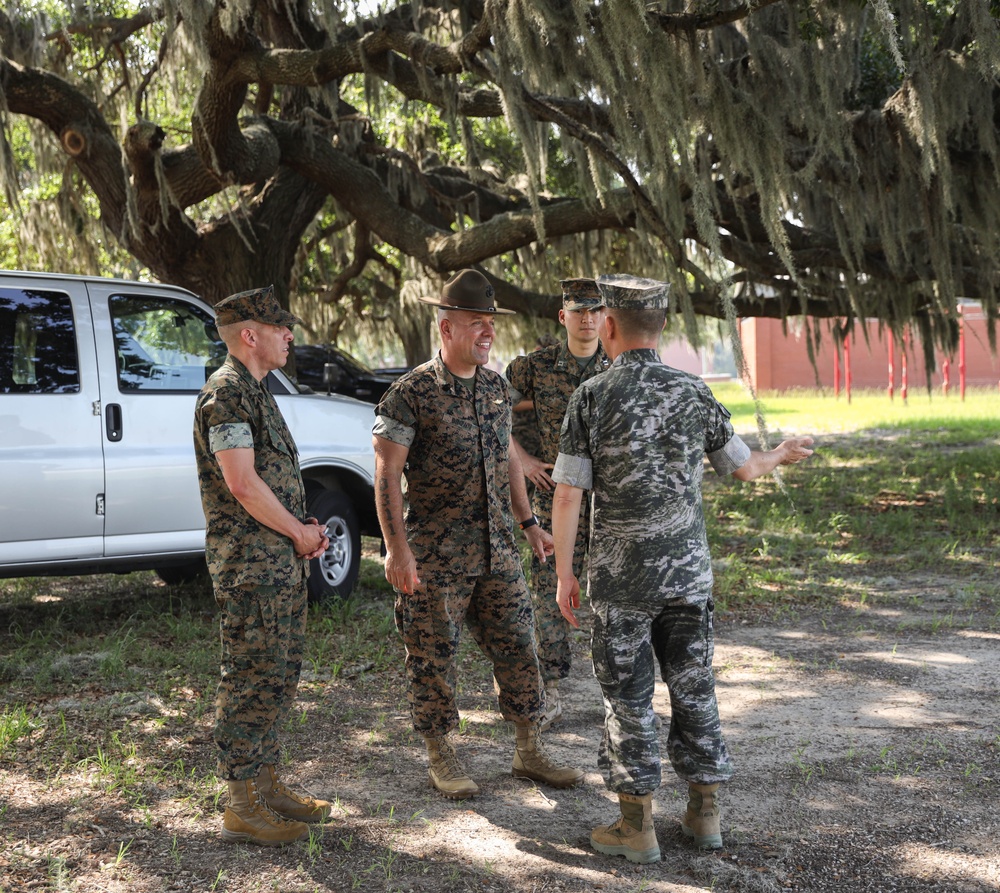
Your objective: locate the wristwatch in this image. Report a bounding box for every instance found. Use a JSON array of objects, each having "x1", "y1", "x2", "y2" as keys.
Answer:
[{"x1": 519, "y1": 514, "x2": 539, "y2": 530}]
